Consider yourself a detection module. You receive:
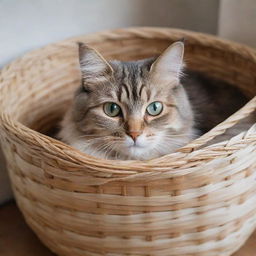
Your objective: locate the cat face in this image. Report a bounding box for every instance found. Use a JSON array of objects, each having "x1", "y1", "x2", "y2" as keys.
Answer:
[{"x1": 62, "y1": 42, "x2": 195, "y2": 160}]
